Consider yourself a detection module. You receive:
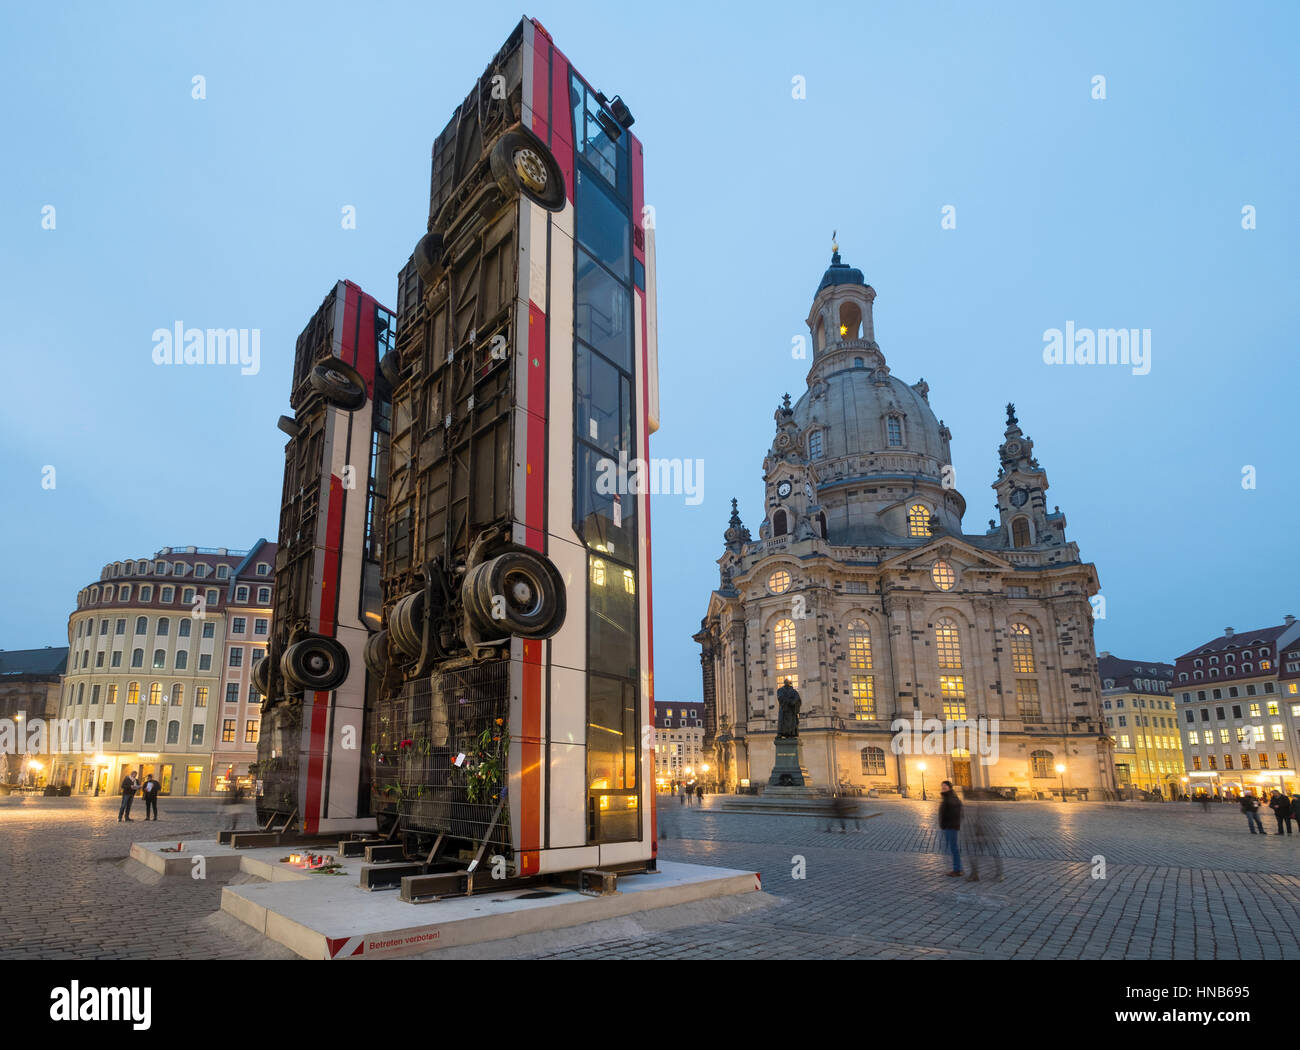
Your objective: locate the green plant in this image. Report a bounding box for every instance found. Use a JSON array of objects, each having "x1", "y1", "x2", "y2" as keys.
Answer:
[{"x1": 464, "y1": 719, "x2": 508, "y2": 805}]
